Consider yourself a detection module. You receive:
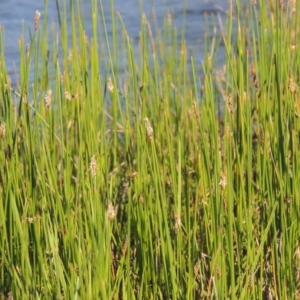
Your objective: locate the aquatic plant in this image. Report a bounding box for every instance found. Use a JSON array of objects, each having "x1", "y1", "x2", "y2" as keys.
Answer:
[{"x1": 0, "y1": 0, "x2": 299, "y2": 299}]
